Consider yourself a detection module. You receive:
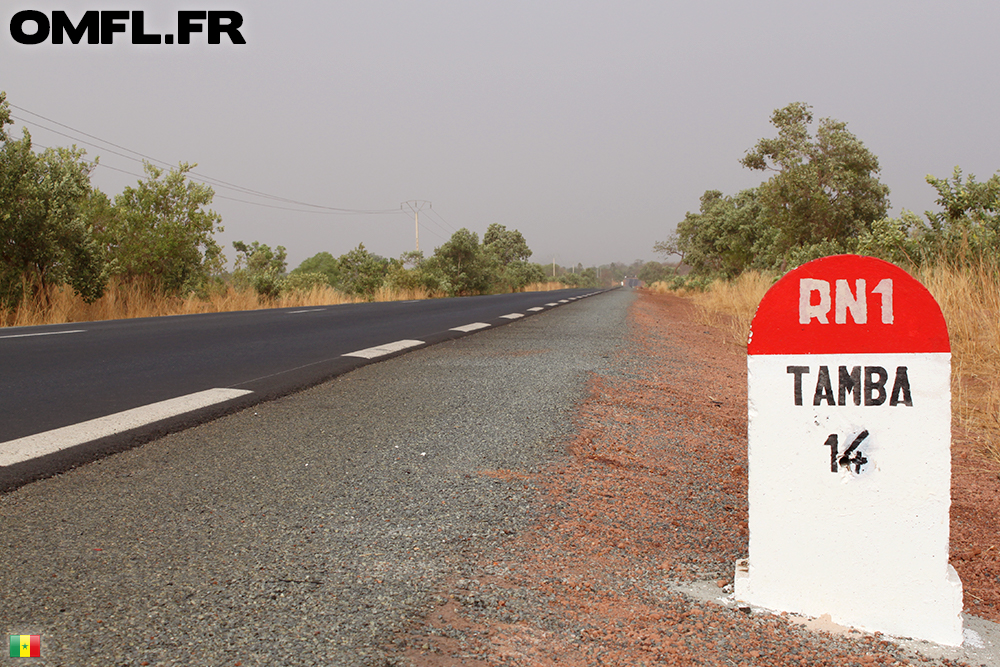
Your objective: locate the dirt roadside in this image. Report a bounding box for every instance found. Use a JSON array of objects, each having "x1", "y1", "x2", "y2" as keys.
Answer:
[{"x1": 391, "y1": 290, "x2": 1000, "y2": 667}]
